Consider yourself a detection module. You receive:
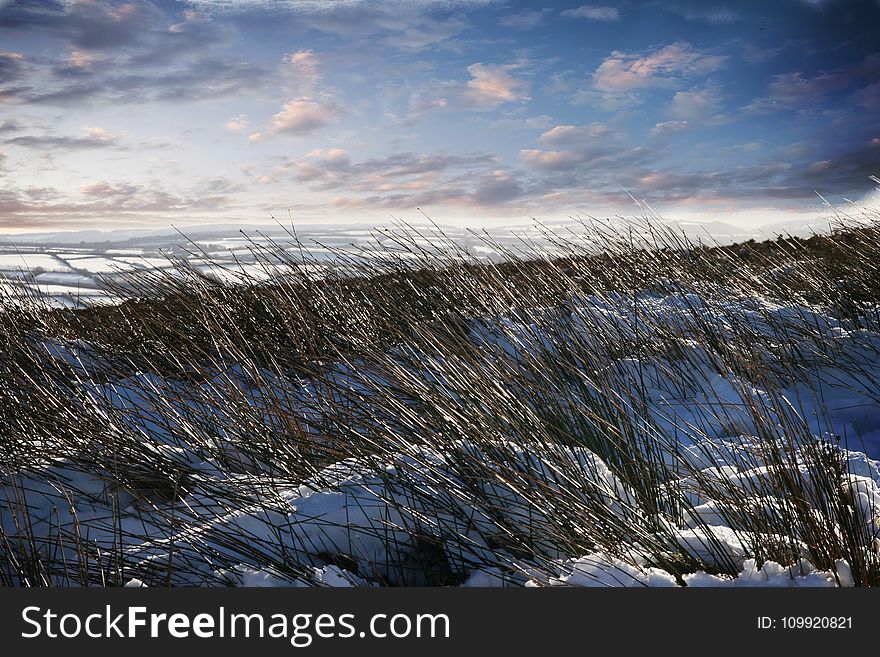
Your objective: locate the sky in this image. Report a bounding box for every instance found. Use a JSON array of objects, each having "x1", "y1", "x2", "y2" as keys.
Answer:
[{"x1": 0, "y1": 0, "x2": 878, "y2": 232}]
